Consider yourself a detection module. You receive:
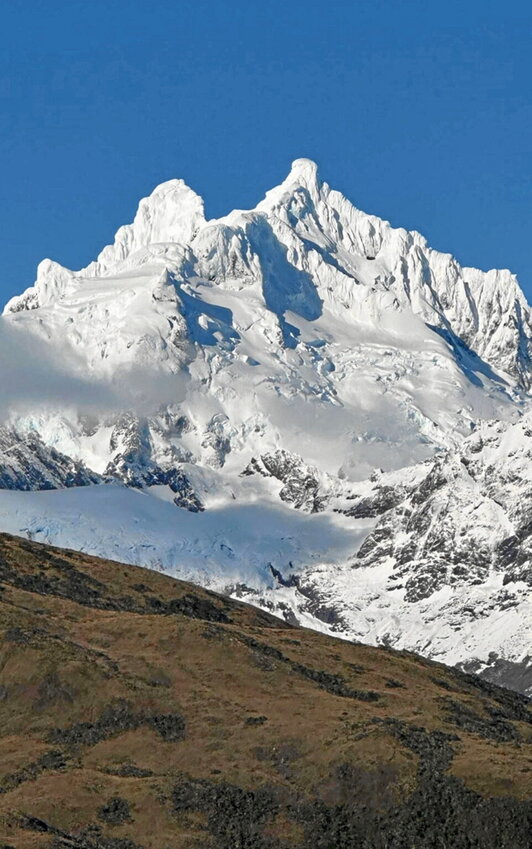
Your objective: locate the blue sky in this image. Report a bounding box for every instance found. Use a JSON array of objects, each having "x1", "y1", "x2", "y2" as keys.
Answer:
[{"x1": 1, "y1": 0, "x2": 531, "y2": 303}]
